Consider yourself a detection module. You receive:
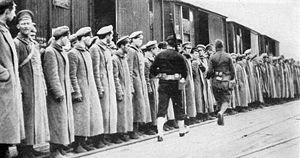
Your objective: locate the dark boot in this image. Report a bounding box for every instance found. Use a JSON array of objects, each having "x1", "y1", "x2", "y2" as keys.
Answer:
[
  {"x1": 50, "y1": 143, "x2": 66, "y2": 158},
  {"x1": 74, "y1": 136, "x2": 87, "y2": 153},
  {"x1": 205, "y1": 113, "x2": 215, "y2": 120},
  {"x1": 18, "y1": 145, "x2": 36, "y2": 158},
  {"x1": 103, "y1": 134, "x2": 113, "y2": 146},
  {"x1": 128, "y1": 131, "x2": 139, "y2": 139},
  {"x1": 93, "y1": 135, "x2": 105, "y2": 149},
  {"x1": 81, "y1": 140, "x2": 96, "y2": 151},
  {"x1": 217, "y1": 113, "x2": 224, "y2": 126},
  {"x1": 112, "y1": 133, "x2": 123, "y2": 144},
  {"x1": 168, "y1": 120, "x2": 179, "y2": 129},
  {"x1": 119, "y1": 133, "x2": 130, "y2": 142},
  {"x1": 0, "y1": 144, "x2": 11, "y2": 158}
]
